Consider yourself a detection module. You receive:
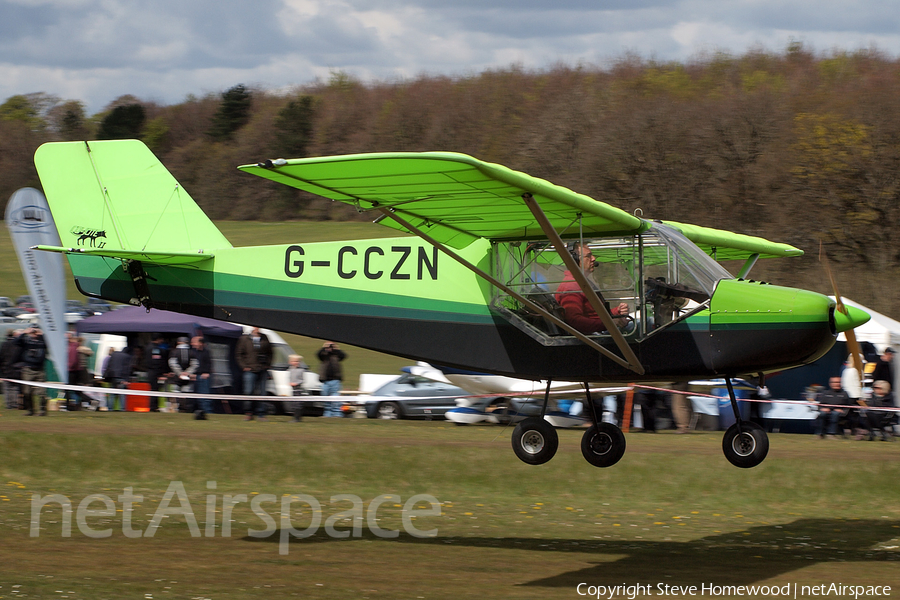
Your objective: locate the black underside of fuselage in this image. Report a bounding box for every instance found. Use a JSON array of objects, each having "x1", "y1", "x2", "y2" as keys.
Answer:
[{"x1": 145, "y1": 298, "x2": 834, "y2": 383}]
